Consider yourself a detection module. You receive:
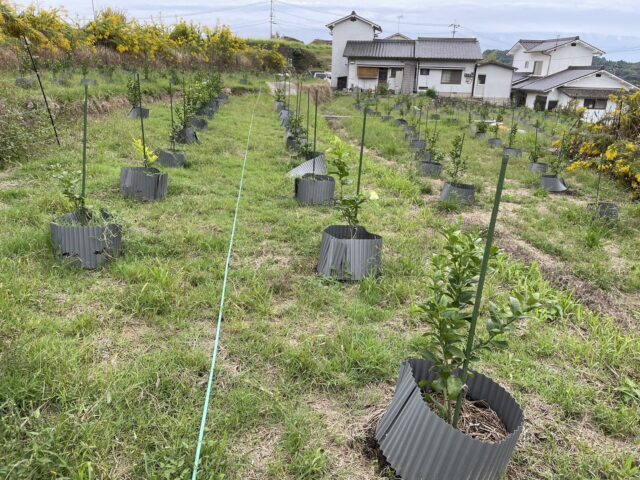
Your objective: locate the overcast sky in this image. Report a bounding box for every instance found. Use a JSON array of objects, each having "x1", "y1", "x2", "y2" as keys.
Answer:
[{"x1": 27, "y1": 0, "x2": 640, "y2": 61}]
